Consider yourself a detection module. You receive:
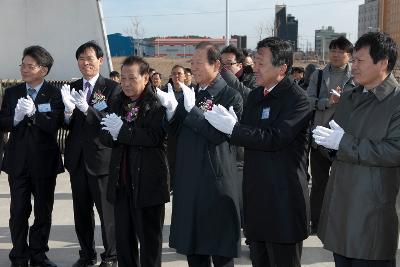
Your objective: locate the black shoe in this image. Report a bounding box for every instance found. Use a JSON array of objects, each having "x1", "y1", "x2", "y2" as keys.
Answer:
[
  {"x1": 98, "y1": 260, "x2": 117, "y2": 267},
  {"x1": 71, "y1": 259, "x2": 96, "y2": 267},
  {"x1": 11, "y1": 262, "x2": 28, "y2": 267},
  {"x1": 30, "y1": 258, "x2": 57, "y2": 267}
]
